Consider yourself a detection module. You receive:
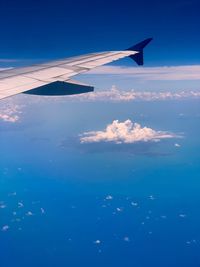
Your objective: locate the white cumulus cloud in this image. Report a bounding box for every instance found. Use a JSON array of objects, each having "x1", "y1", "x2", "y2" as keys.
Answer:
[{"x1": 80, "y1": 120, "x2": 179, "y2": 144}]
